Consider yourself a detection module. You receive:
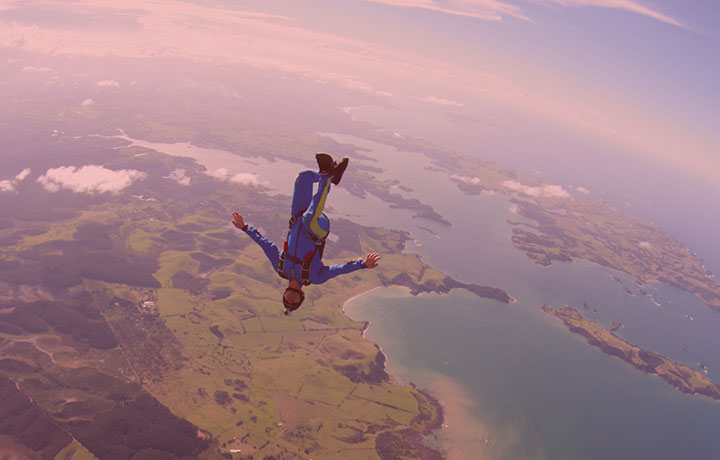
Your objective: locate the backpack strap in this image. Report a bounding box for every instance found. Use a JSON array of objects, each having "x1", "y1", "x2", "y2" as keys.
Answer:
[
  {"x1": 277, "y1": 248, "x2": 317, "y2": 286},
  {"x1": 288, "y1": 207, "x2": 307, "y2": 229}
]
